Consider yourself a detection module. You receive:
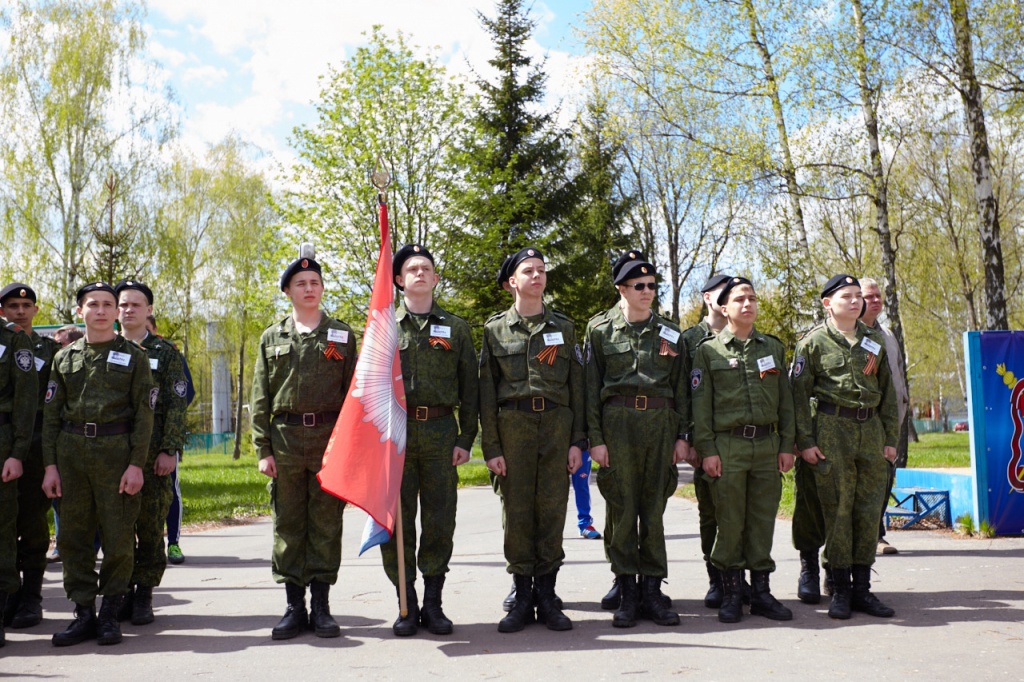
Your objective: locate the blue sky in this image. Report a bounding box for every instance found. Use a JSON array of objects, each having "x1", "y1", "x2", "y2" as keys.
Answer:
[{"x1": 146, "y1": 1, "x2": 593, "y2": 169}]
